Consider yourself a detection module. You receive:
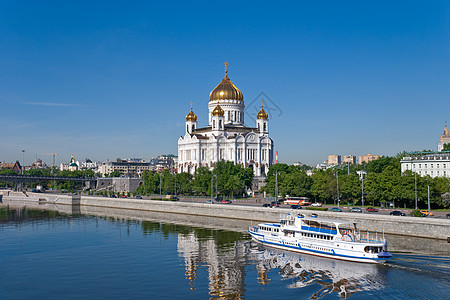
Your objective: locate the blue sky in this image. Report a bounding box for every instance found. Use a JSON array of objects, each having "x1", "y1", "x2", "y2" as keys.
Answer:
[{"x1": 1, "y1": 1, "x2": 449, "y2": 166}]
